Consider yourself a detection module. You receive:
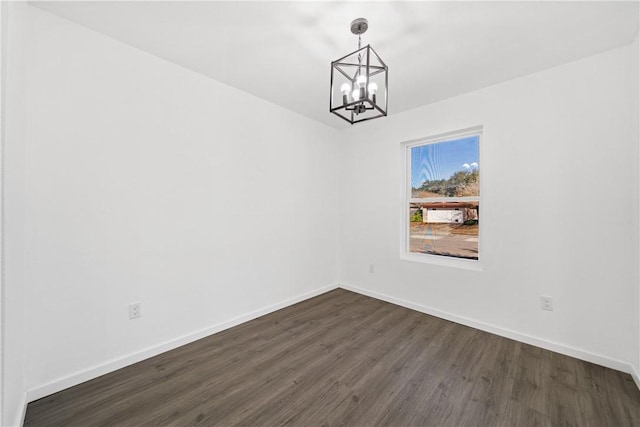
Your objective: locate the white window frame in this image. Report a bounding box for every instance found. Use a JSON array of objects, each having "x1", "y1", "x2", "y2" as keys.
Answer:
[{"x1": 400, "y1": 126, "x2": 483, "y2": 271}]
